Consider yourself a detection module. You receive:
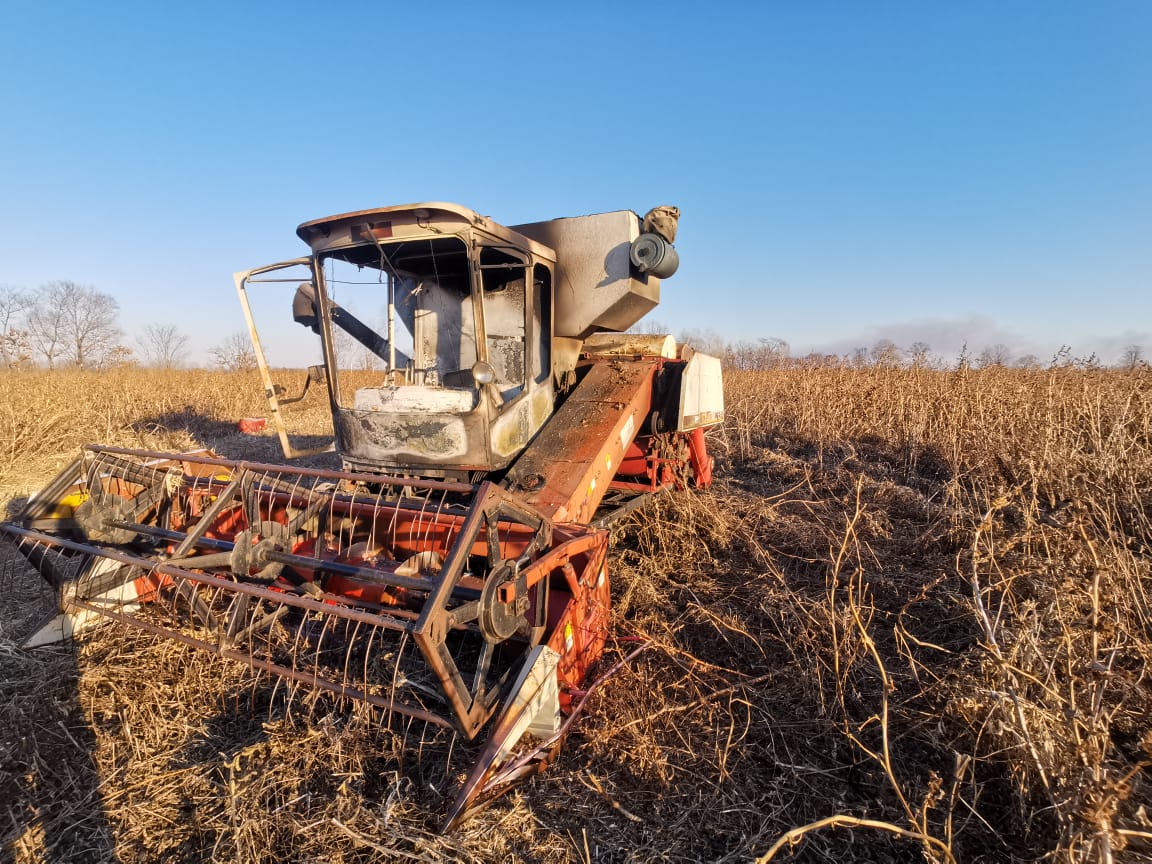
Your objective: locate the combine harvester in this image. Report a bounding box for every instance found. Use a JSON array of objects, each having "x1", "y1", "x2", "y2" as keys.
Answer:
[{"x1": 1, "y1": 203, "x2": 723, "y2": 826}]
